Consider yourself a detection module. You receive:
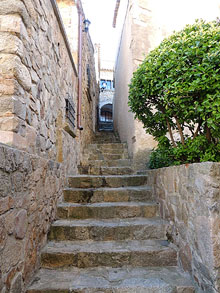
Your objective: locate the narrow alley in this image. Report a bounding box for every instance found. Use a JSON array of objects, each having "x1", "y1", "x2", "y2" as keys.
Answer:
[{"x1": 0, "y1": 0, "x2": 220, "y2": 293}]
